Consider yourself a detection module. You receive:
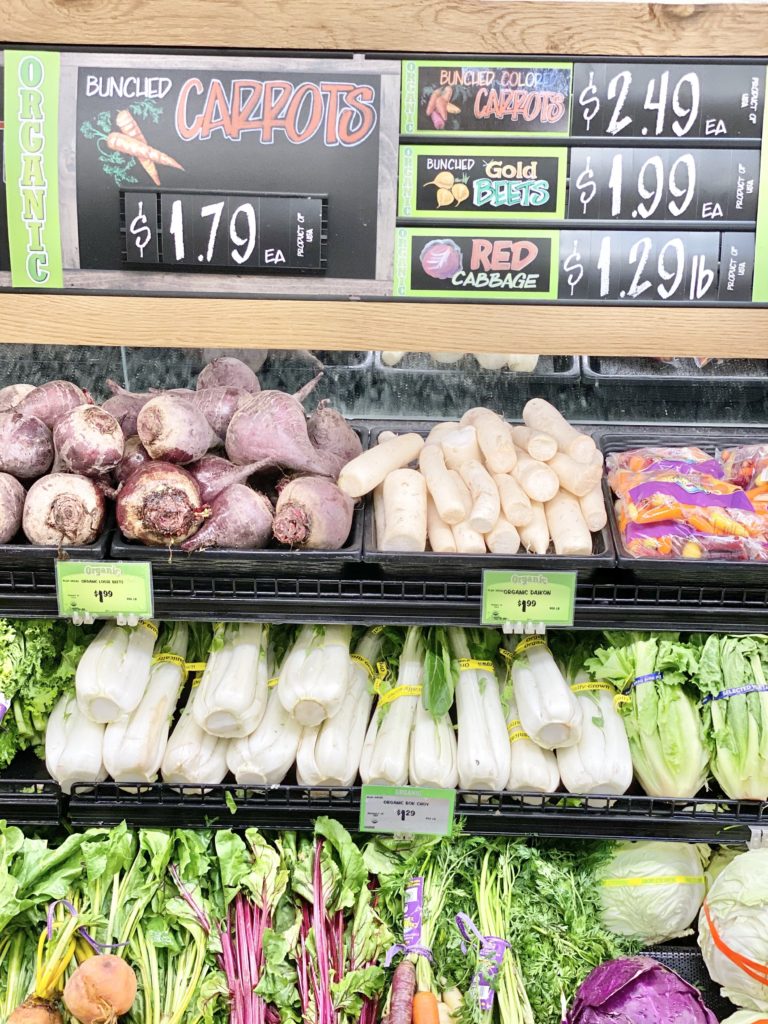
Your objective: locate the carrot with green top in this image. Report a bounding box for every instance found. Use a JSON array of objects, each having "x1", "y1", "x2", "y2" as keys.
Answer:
[{"x1": 115, "y1": 109, "x2": 160, "y2": 185}]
